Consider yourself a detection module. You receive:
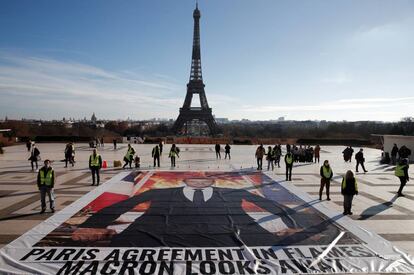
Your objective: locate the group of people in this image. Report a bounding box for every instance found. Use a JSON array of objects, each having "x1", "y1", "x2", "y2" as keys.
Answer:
[
  {"x1": 122, "y1": 142, "x2": 181, "y2": 169},
  {"x1": 30, "y1": 141, "x2": 410, "y2": 217},
  {"x1": 290, "y1": 145, "x2": 321, "y2": 163},
  {"x1": 214, "y1": 143, "x2": 231, "y2": 159}
]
